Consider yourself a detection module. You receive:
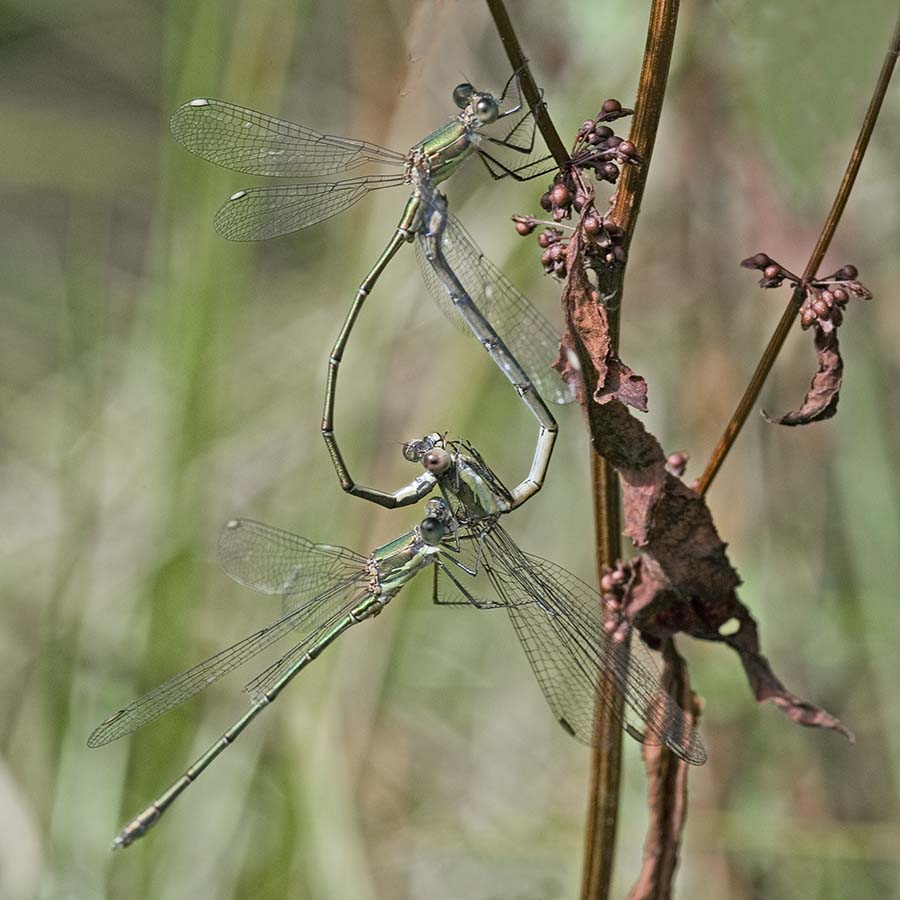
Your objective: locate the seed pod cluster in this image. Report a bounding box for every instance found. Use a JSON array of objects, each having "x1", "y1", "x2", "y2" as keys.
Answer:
[
  {"x1": 514, "y1": 99, "x2": 639, "y2": 282},
  {"x1": 741, "y1": 255, "x2": 872, "y2": 333},
  {"x1": 599, "y1": 559, "x2": 634, "y2": 644},
  {"x1": 739, "y1": 252, "x2": 787, "y2": 289}
]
